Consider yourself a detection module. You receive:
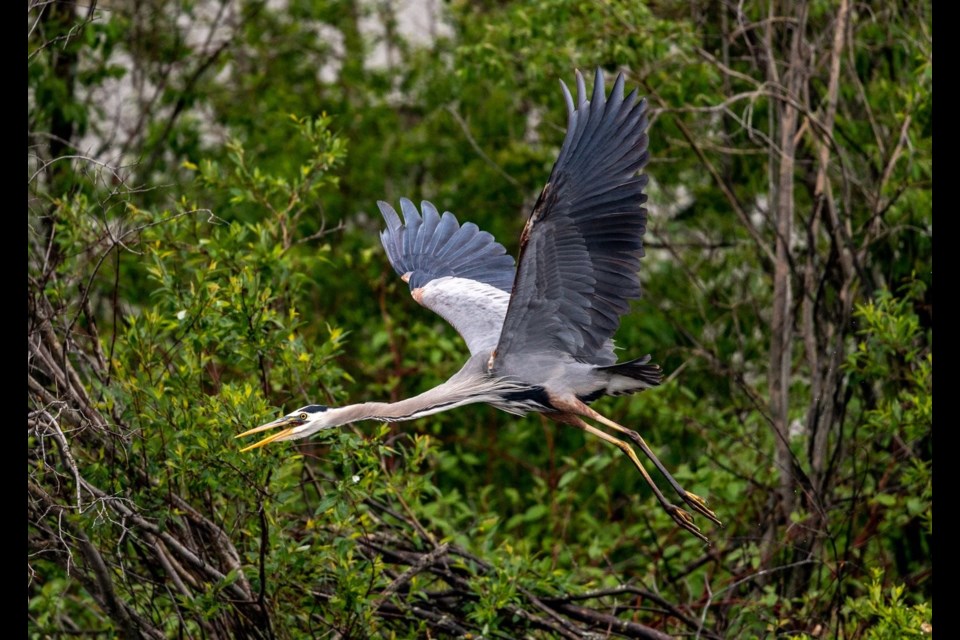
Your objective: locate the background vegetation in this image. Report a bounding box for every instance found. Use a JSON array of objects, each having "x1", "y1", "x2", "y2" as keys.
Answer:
[{"x1": 28, "y1": 0, "x2": 931, "y2": 637}]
